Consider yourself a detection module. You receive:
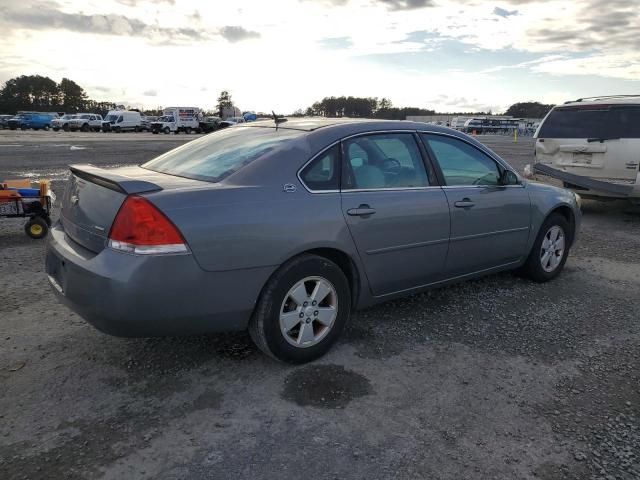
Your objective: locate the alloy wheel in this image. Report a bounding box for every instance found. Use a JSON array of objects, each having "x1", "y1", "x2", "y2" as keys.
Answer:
[
  {"x1": 279, "y1": 276, "x2": 338, "y2": 348},
  {"x1": 540, "y1": 225, "x2": 565, "y2": 273}
]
